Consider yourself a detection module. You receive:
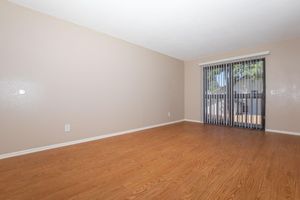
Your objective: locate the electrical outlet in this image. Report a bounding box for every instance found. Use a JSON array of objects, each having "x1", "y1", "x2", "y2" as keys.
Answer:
[
  {"x1": 168, "y1": 112, "x2": 171, "y2": 118},
  {"x1": 64, "y1": 123, "x2": 71, "y2": 133}
]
